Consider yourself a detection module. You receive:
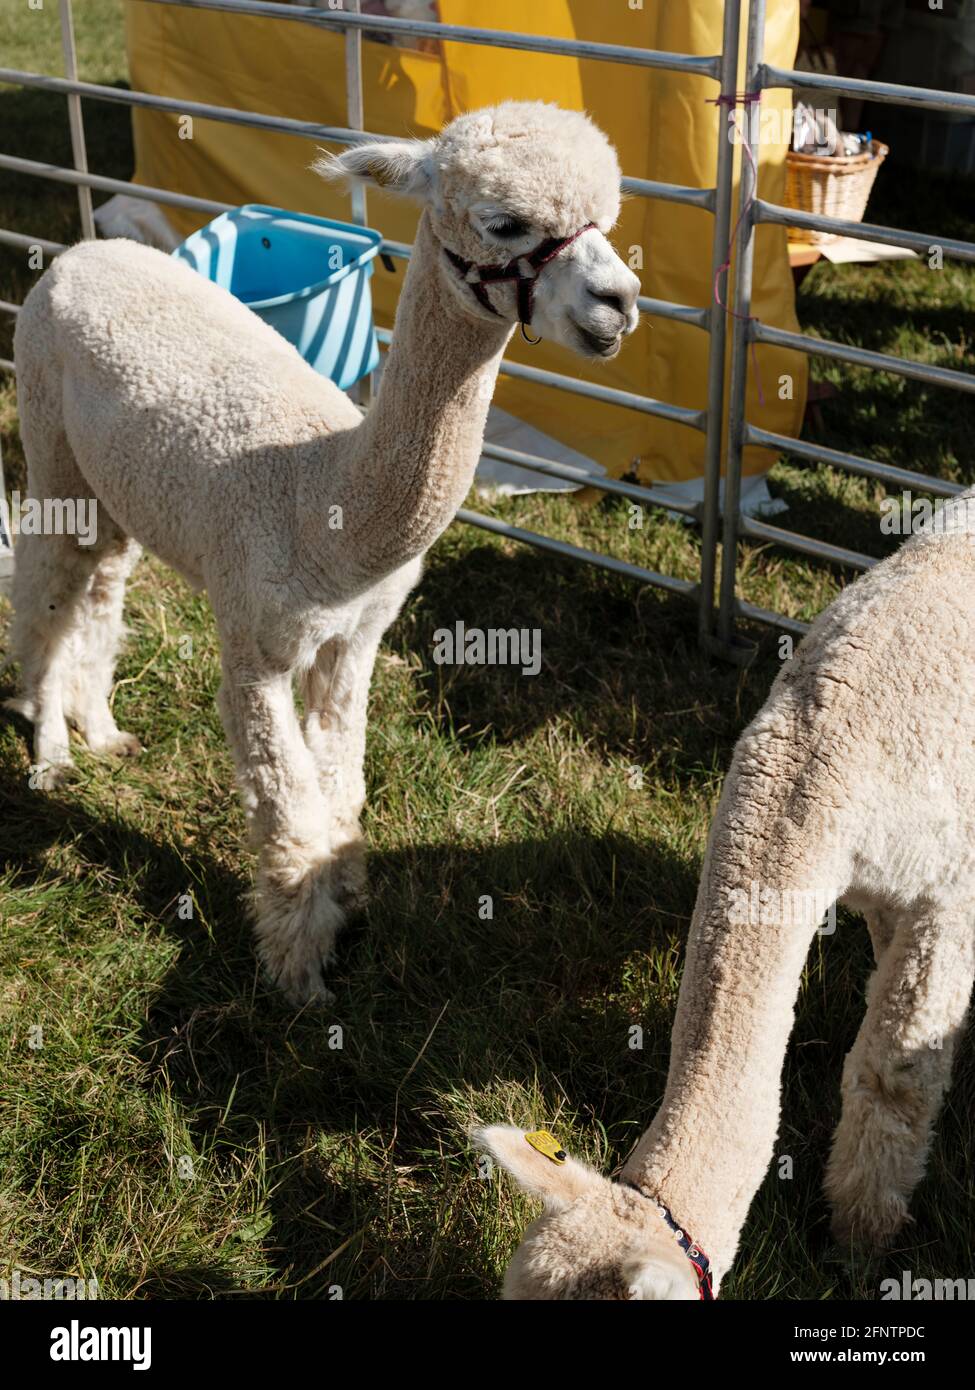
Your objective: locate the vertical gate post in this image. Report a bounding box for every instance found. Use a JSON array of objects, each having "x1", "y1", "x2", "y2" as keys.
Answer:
[
  {"x1": 698, "y1": 0, "x2": 743, "y2": 648},
  {"x1": 716, "y1": 0, "x2": 767, "y2": 656},
  {"x1": 331, "y1": 0, "x2": 372, "y2": 404},
  {"x1": 342, "y1": 0, "x2": 368, "y2": 231},
  {"x1": 59, "y1": 0, "x2": 96, "y2": 240}
]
